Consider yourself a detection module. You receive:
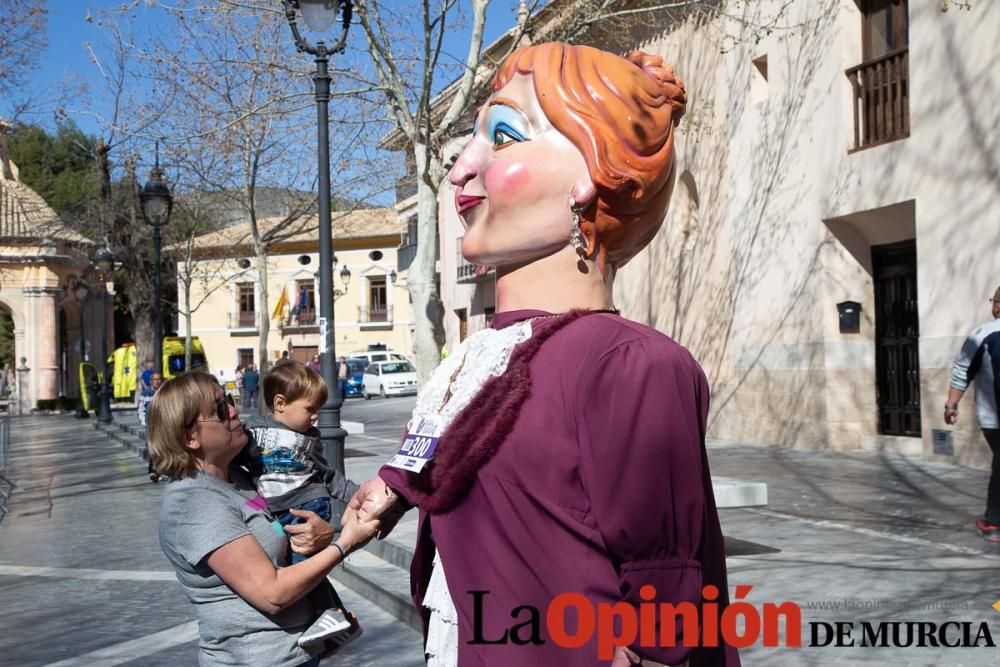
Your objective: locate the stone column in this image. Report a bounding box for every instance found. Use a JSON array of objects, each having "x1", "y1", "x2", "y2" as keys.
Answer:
[{"x1": 23, "y1": 286, "x2": 61, "y2": 405}]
